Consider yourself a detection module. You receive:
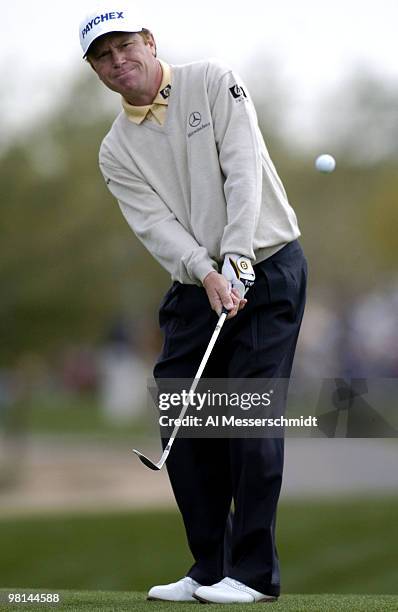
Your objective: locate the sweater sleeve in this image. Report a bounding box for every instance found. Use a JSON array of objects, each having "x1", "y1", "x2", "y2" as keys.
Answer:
[
  {"x1": 99, "y1": 159, "x2": 218, "y2": 284},
  {"x1": 209, "y1": 65, "x2": 263, "y2": 261}
]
